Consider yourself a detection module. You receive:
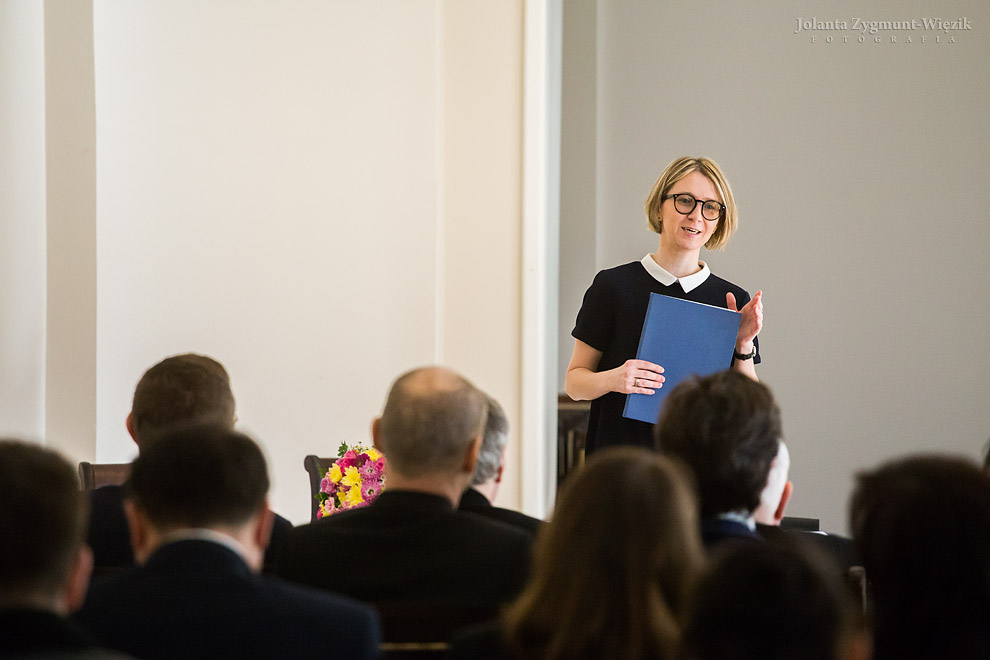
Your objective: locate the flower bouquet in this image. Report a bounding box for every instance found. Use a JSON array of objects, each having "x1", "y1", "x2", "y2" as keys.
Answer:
[{"x1": 316, "y1": 442, "x2": 387, "y2": 518}]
